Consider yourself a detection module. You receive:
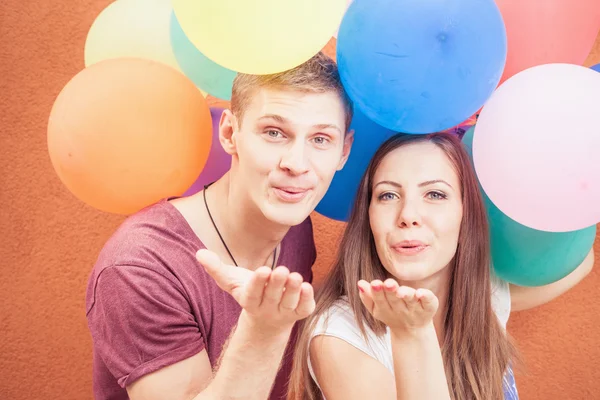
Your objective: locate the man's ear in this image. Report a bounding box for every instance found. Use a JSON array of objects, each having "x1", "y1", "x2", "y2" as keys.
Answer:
[
  {"x1": 219, "y1": 109, "x2": 238, "y2": 156},
  {"x1": 337, "y1": 129, "x2": 355, "y2": 170}
]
